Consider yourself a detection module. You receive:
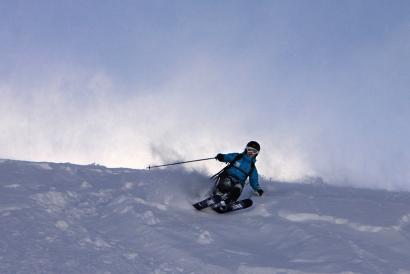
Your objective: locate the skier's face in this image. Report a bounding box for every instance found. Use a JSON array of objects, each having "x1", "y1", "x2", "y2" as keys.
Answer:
[{"x1": 246, "y1": 147, "x2": 259, "y2": 158}]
